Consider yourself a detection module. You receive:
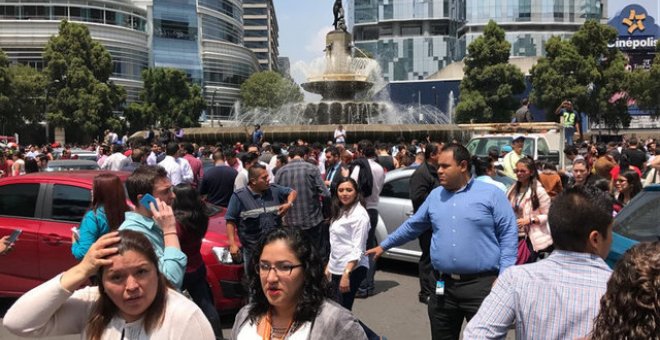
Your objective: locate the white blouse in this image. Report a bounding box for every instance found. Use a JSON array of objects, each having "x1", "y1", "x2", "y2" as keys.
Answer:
[
  {"x1": 237, "y1": 320, "x2": 312, "y2": 340},
  {"x1": 327, "y1": 203, "x2": 370, "y2": 275}
]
